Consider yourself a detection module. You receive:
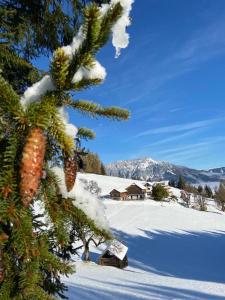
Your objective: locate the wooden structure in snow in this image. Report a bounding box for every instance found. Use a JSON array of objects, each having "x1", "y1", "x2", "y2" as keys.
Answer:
[
  {"x1": 144, "y1": 182, "x2": 152, "y2": 197},
  {"x1": 126, "y1": 183, "x2": 146, "y2": 200},
  {"x1": 98, "y1": 250, "x2": 128, "y2": 269},
  {"x1": 109, "y1": 183, "x2": 147, "y2": 200},
  {"x1": 110, "y1": 189, "x2": 127, "y2": 200}
]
